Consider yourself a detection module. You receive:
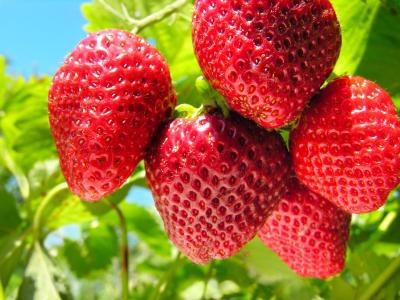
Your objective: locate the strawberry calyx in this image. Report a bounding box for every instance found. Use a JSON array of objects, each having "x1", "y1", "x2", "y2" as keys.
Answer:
[
  {"x1": 195, "y1": 76, "x2": 230, "y2": 118},
  {"x1": 173, "y1": 103, "x2": 216, "y2": 119},
  {"x1": 172, "y1": 76, "x2": 232, "y2": 120}
]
